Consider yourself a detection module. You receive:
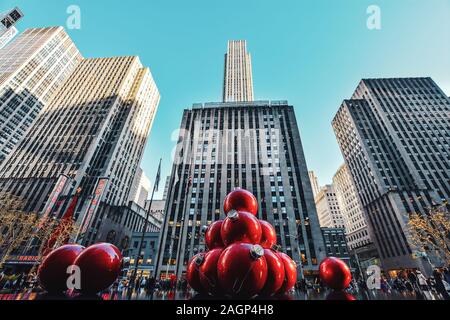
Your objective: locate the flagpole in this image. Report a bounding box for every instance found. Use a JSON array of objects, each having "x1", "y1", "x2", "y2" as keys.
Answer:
[{"x1": 129, "y1": 158, "x2": 161, "y2": 299}]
